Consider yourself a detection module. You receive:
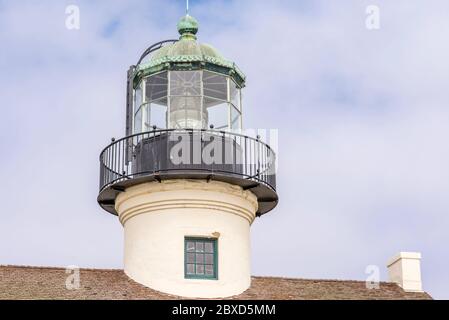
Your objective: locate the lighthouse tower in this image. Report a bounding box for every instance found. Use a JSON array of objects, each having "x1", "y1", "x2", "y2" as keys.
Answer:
[{"x1": 97, "y1": 14, "x2": 278, "y2": 298}]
